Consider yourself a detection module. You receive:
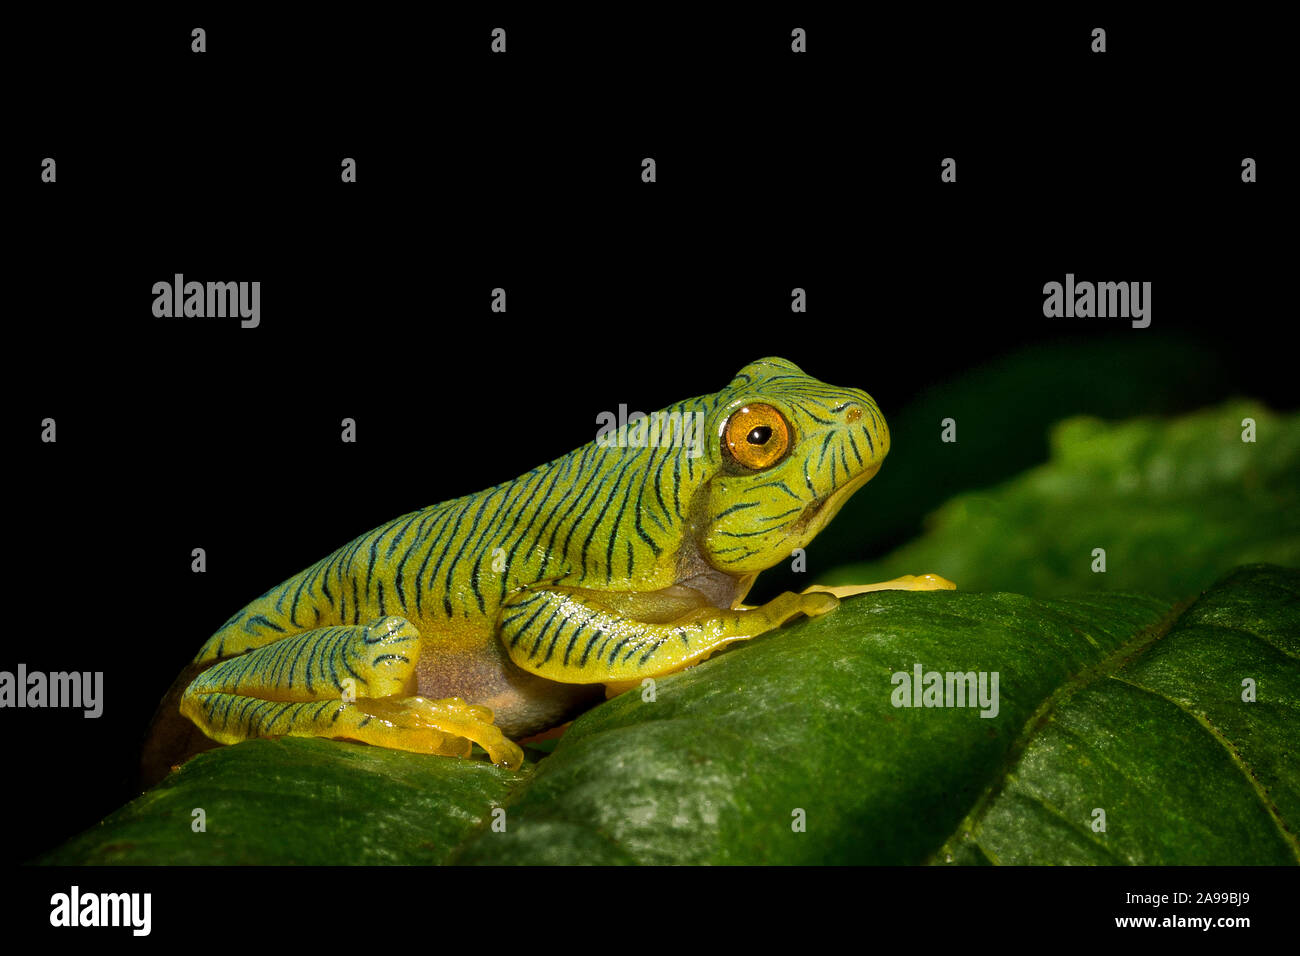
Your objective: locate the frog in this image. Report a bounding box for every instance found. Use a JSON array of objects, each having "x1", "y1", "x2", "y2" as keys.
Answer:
[{"x1": 142, "y1": 357, "x2": 952, "y2": 780}]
